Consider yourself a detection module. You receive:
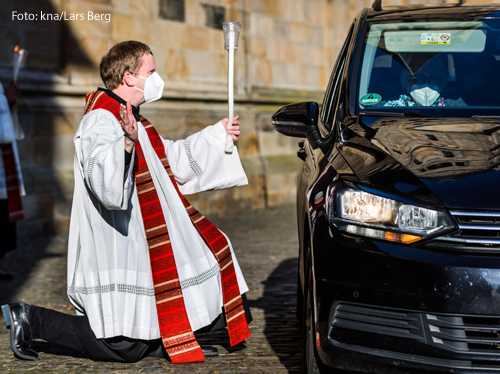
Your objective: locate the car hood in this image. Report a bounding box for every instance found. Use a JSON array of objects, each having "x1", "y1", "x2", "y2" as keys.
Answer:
[{"x1": 339, "y1": 117, "x2": 500, "y2": 210}]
